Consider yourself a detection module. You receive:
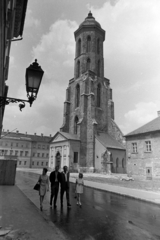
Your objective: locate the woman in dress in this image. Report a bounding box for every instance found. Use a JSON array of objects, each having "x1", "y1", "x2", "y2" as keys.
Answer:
[
  {"x1": 75, "y1": 173, "x2": 84, "y2": 207},
  {"x1": 38, "y1": 168, "x2": 49, "y2": 211}
]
